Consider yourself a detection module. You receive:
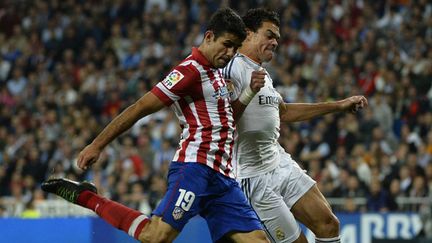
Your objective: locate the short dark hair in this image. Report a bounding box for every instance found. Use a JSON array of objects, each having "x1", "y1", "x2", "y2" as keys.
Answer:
[
  {"x1": 206, "y1": 8, "x2": 247, "y2": 41},
  {"x1": 242, "y1": 8, "x2": 280, "y2": 32}
]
